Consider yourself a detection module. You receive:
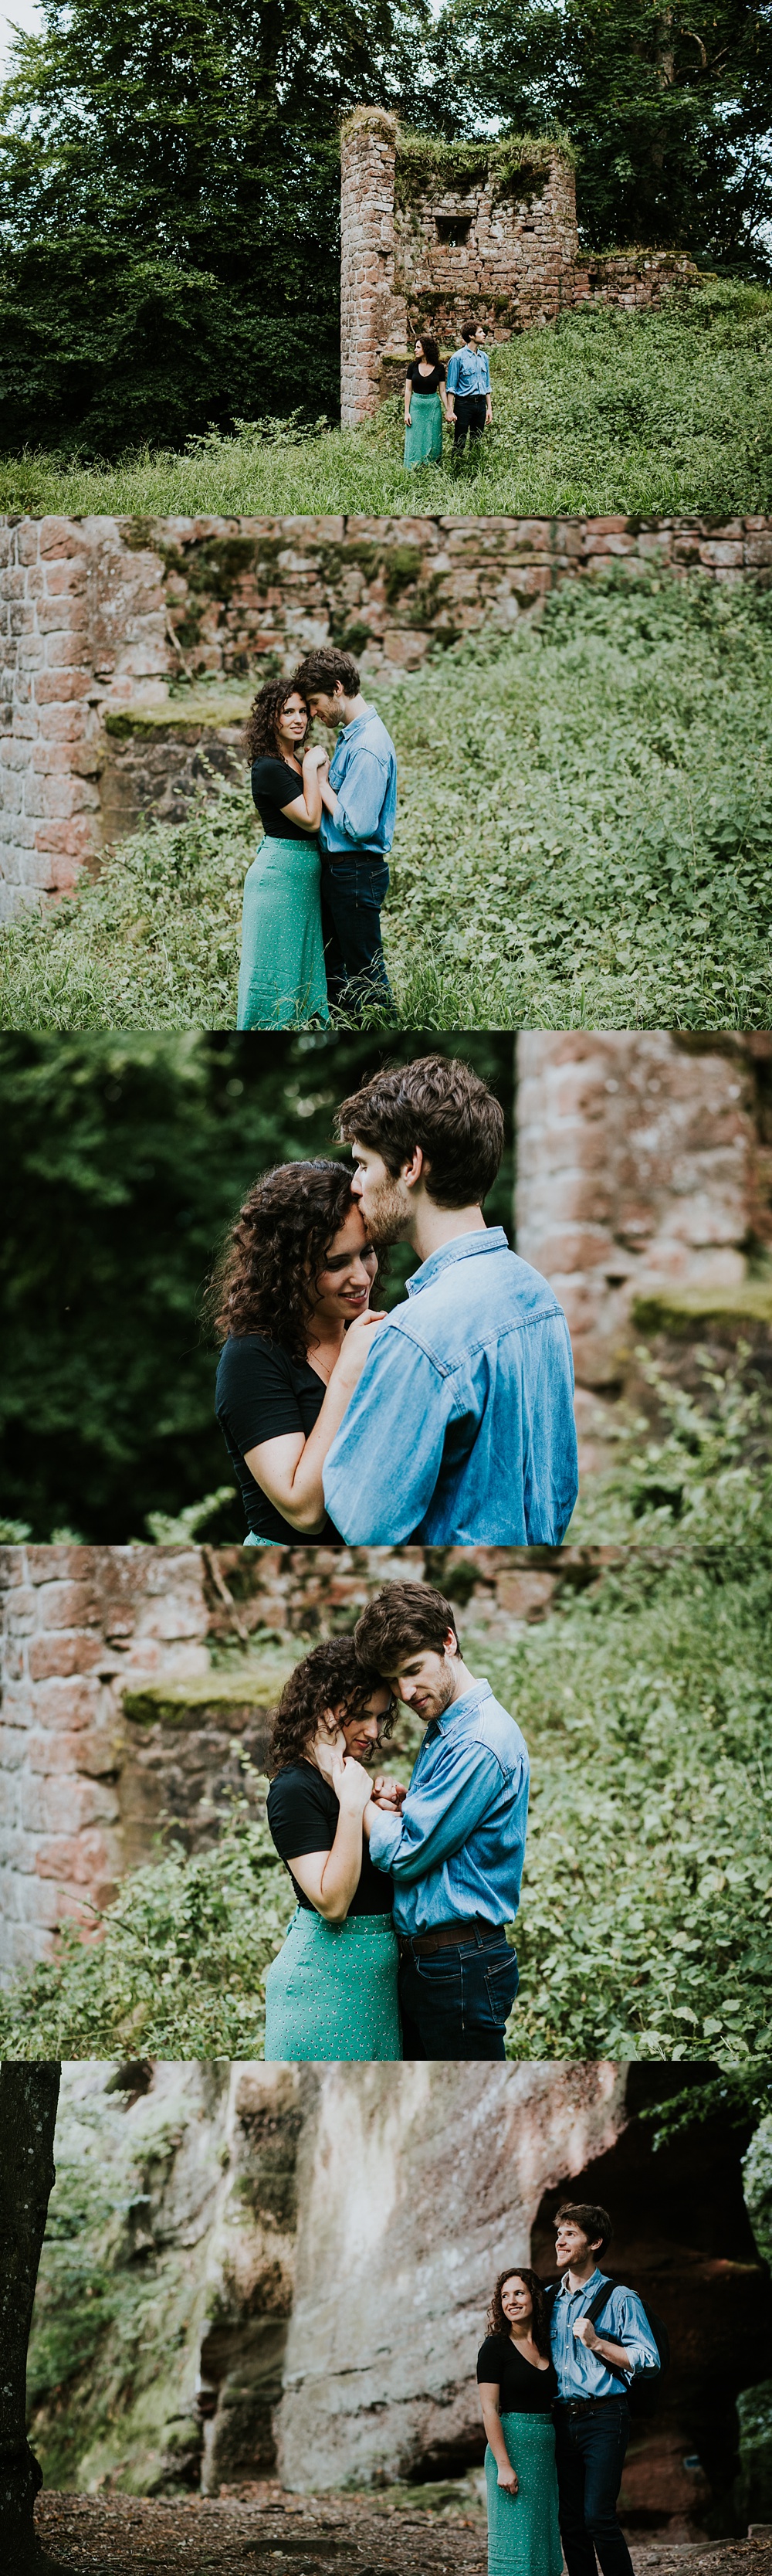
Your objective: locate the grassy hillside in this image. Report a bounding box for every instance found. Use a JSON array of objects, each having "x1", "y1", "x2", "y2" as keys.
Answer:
[
  {"x1": 1, "y1": 284, "x2": 771, "y2": 521},
  {"x1": 3, "y1": 571, "x2": 771, "y2": 1030}
]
